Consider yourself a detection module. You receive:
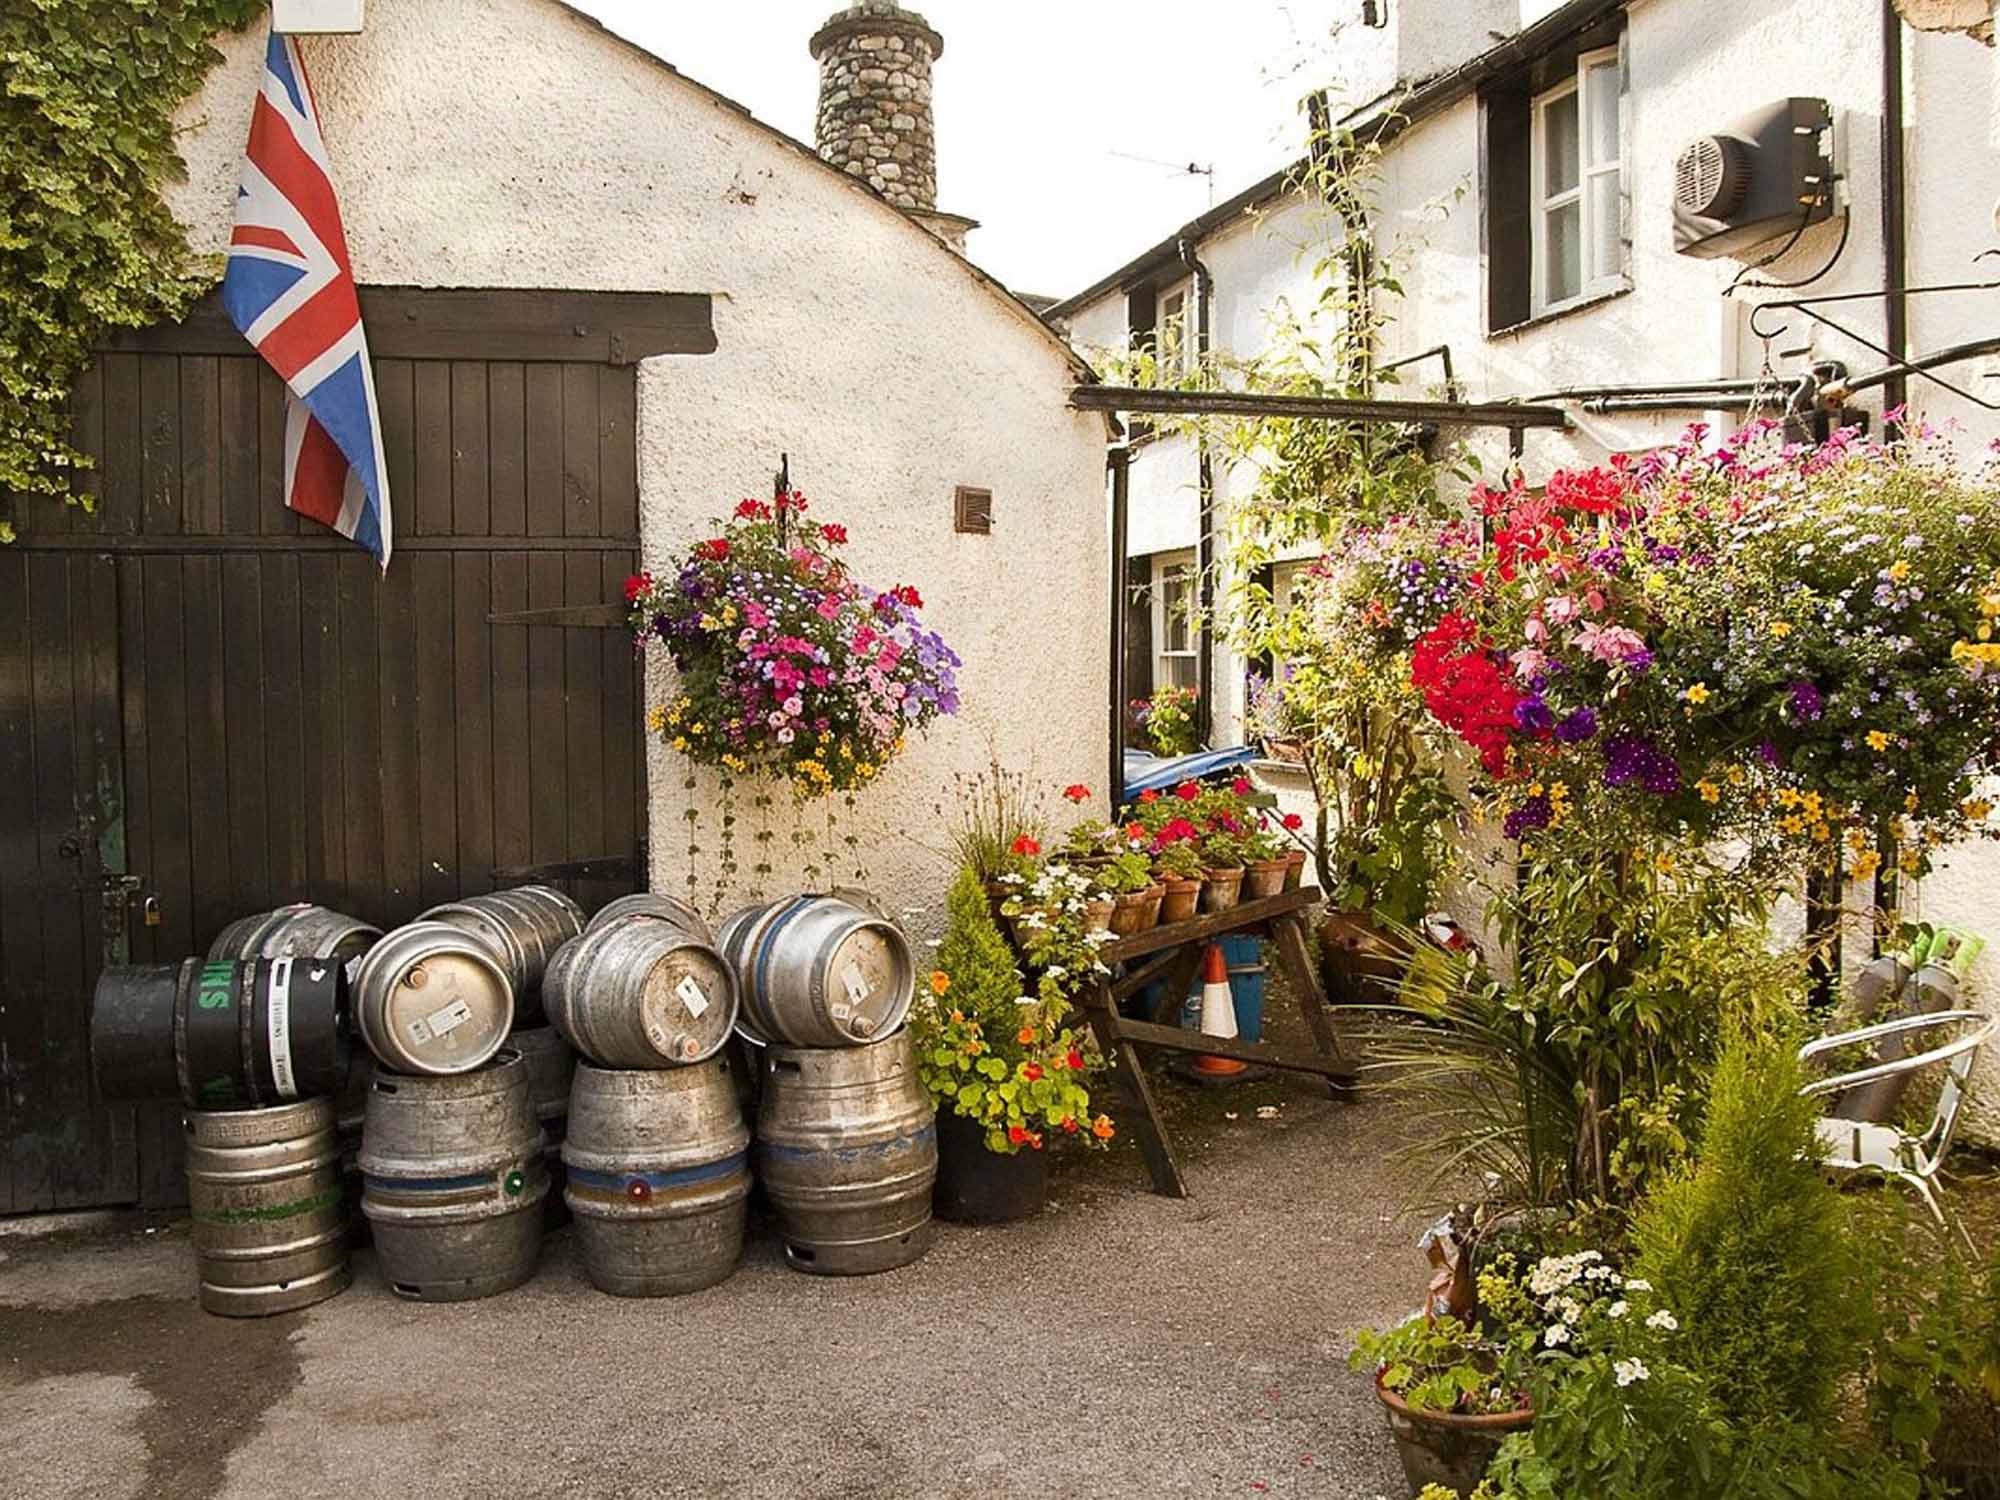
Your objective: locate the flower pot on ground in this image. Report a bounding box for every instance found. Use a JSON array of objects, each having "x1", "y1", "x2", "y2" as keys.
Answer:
[
  {"x1": 1374, "y1": 1378, "x2": 1533, "y2": 1498},
  {"x1": 932, "y1": 1108, "x2": 1048, "y2": 1223},
  {"x1": 1320, "y1": 908, "x2": 1410, "y2": 1005}
]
